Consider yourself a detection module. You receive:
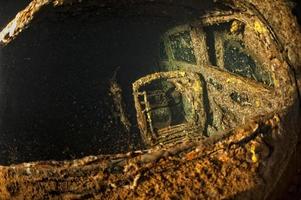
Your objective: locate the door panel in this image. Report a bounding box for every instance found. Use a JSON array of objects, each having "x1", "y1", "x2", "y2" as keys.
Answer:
[
  {"x1": 192, "y1": 19, "x2": 276, "y2": 135},
  {"x1": 200, "y1": 66, "x2": 275, "y2": 135},
  {"x1": 156, "y1": 19, "x2": 277, "y2": 138},
  {"x1": 132, "y1": 71, "x2": 206, "y2": 146}
]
